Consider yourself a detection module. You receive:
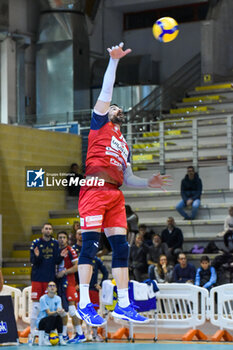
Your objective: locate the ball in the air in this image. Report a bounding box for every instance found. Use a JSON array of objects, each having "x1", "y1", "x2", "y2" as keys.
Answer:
[
  {"x1": 49, "y1": 332, "x2": 59, "y2": 346},
  {"x1": 152, "y1": 17, "x2": 179, "y2": 43}
]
